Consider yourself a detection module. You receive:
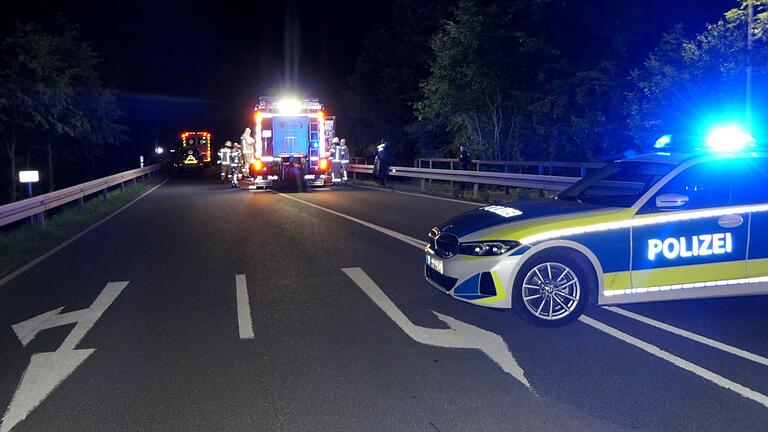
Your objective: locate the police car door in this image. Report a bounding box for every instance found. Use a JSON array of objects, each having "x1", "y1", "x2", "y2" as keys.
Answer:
[{"x1": 631, "y1": 159, "x2": 749, "y2": 295}]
